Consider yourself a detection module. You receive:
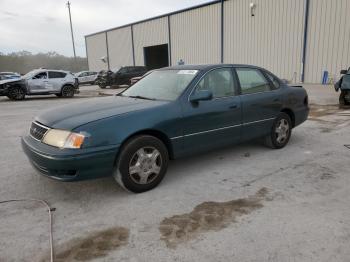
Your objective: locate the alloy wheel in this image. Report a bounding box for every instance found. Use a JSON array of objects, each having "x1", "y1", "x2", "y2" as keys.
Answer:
[
  {"x1": 128, "y1": 147, "x2": 162, "y2": 185},
  {"x1": 275, "y1": 119, "x2": 290, "y2": 144}
]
